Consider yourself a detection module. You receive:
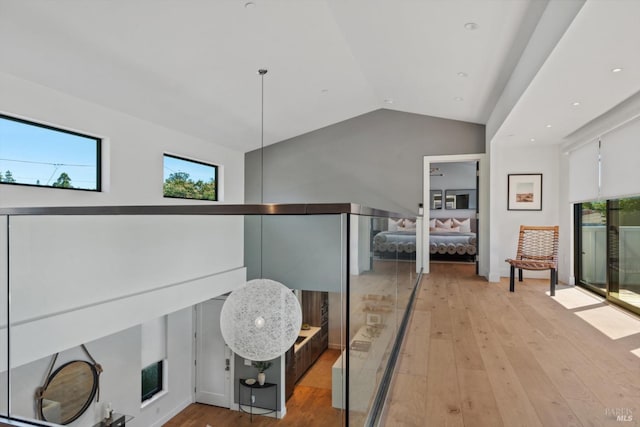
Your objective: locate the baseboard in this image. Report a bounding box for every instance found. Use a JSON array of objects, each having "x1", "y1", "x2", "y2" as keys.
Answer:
[{"x1": 150, "y1": 397, "x2": 193, "y2": 427}]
